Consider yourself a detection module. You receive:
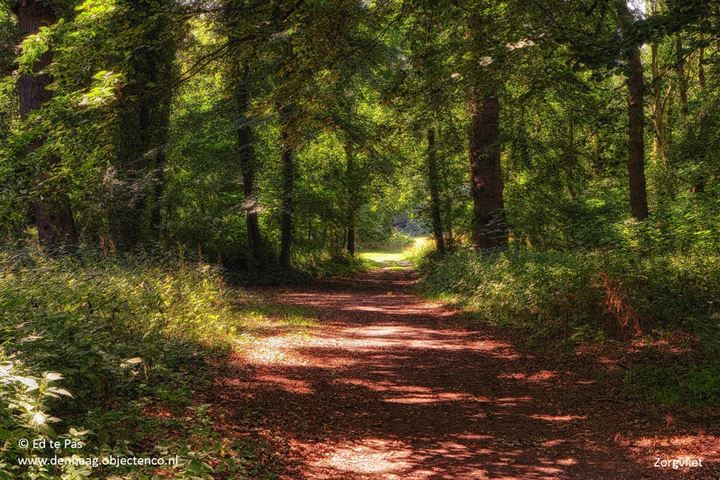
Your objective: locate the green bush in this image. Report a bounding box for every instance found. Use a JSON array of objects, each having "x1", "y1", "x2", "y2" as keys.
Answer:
[
  {"x1": 0, "y1": 246, "x2": 268, "y2": 478},
  {"x1": 418, "y1": 249, "x2": 602, "y2": 337},
  {"x1": 0, "y1": 350, "x2": 90, "y2": 480},
  {"x1": 417, "y1": 247, "x2": 720, "y2": 340},
  {"x1": 624, "y1": 359, "x2": 720, "y2": 407},
  {"x1": 418, "y1": 244, "x2": 720, "y2": 406},
  {"x1": 0, "y1": 247, "x2": 237, "y2": 404}
]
